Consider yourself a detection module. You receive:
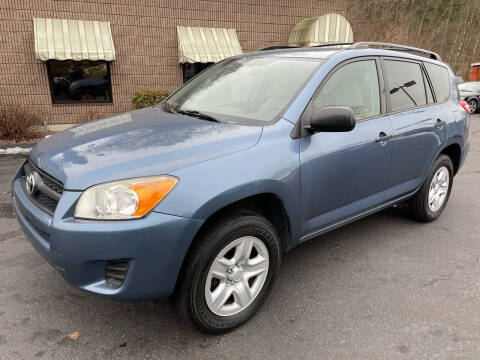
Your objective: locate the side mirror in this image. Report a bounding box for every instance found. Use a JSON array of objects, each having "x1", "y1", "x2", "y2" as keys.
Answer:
[{"x1": 306, "y1": 107, "x2": 356, "y2": 133}]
